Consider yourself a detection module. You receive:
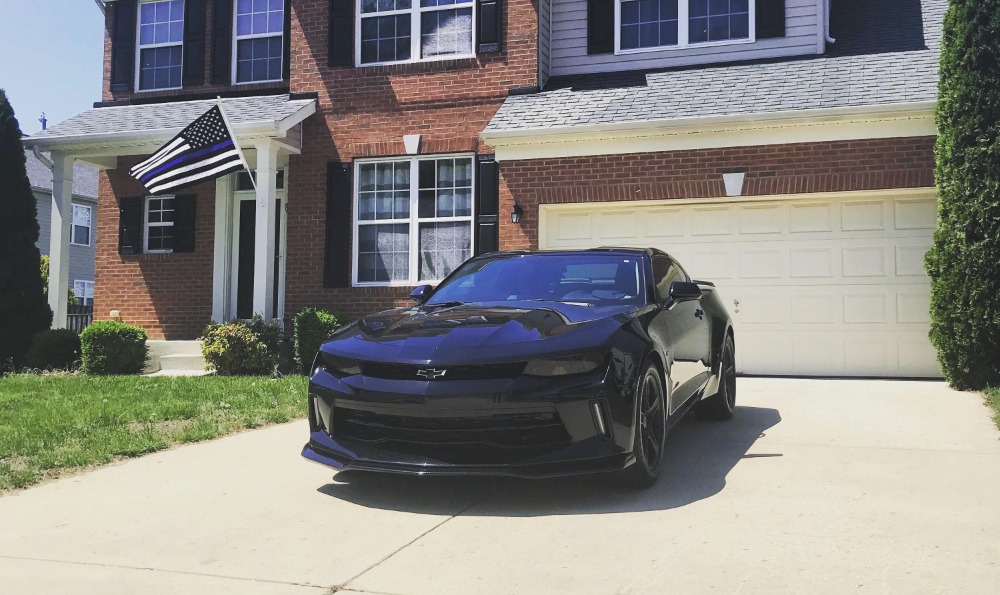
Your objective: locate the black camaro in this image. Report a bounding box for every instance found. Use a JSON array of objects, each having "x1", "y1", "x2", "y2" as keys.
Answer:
[{"x1": 302, "y1": 248, "x2": 736, "y2": 486}]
